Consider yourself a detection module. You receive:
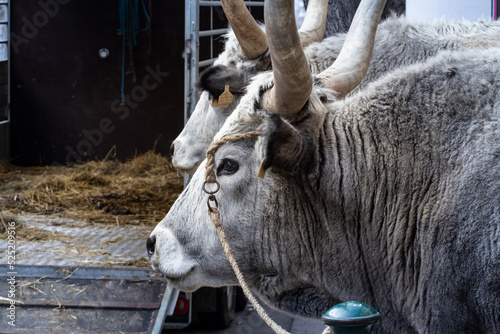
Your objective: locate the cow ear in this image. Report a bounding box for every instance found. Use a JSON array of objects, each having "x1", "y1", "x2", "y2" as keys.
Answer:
[
  {"x1": 196, "y1": 65, "x2": 247, "y2": 98},
  {"x1": 260, "y1": 114, "x2": 308, "y2": 176}
]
